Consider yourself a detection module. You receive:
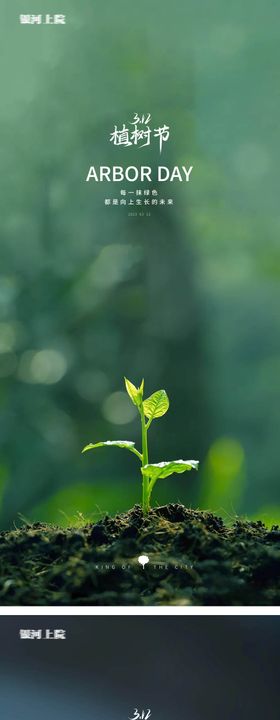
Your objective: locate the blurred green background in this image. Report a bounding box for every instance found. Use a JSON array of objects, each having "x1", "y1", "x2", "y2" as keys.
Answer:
[{"x1": 0, "y1": 0, "x2": 279, "y2": 528}]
